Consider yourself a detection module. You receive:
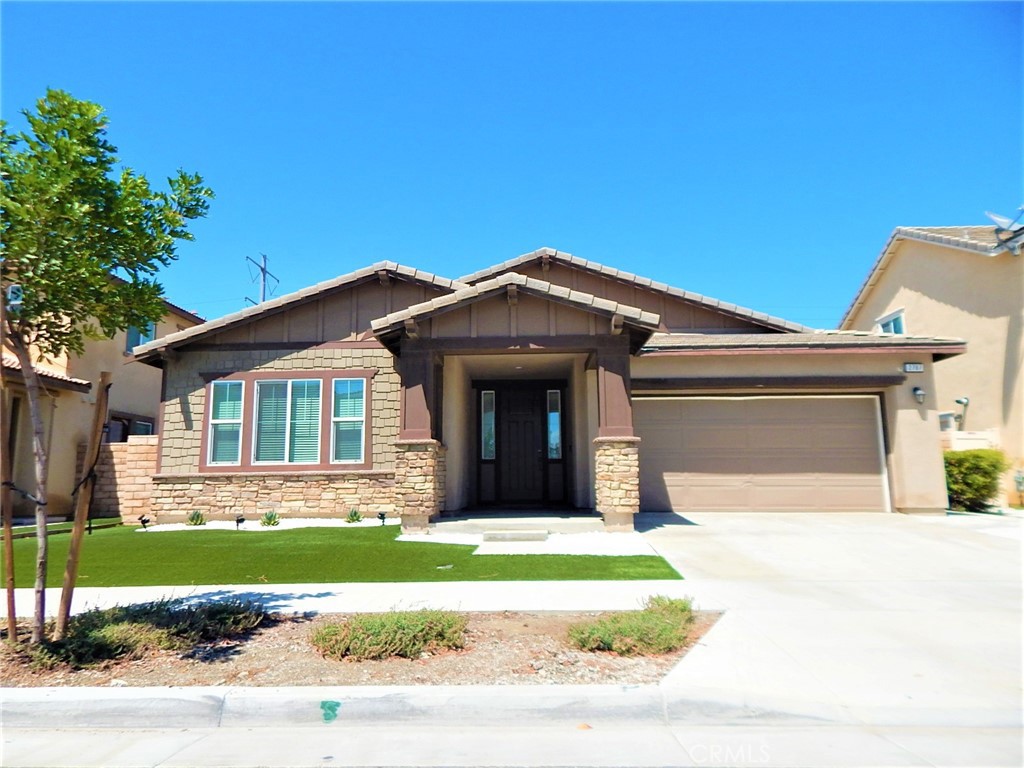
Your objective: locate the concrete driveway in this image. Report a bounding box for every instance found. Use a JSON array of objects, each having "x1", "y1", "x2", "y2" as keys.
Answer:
[{"x1": 638, "y1": 510, "x2": 1023, "y2": 765}]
